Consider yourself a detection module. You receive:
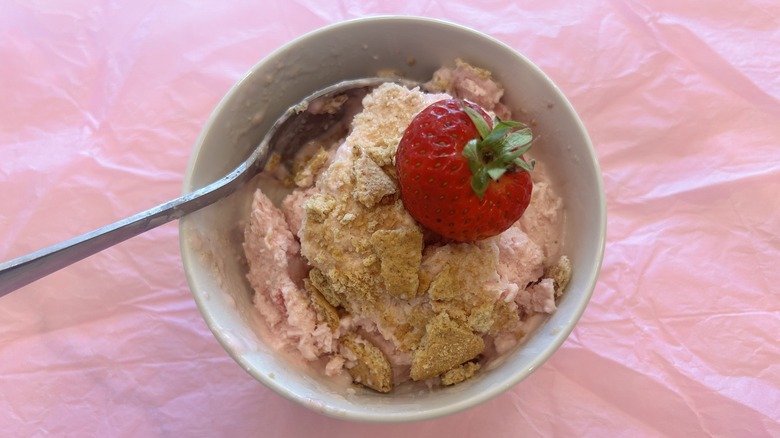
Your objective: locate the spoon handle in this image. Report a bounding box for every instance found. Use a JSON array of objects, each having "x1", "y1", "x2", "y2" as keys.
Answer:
[
  {"x1": 0, "y1": 159, "x2": 254, "y2": 298},
  {"x1": 0, "y1": 77, "x2": 399, "y2": 298}
]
